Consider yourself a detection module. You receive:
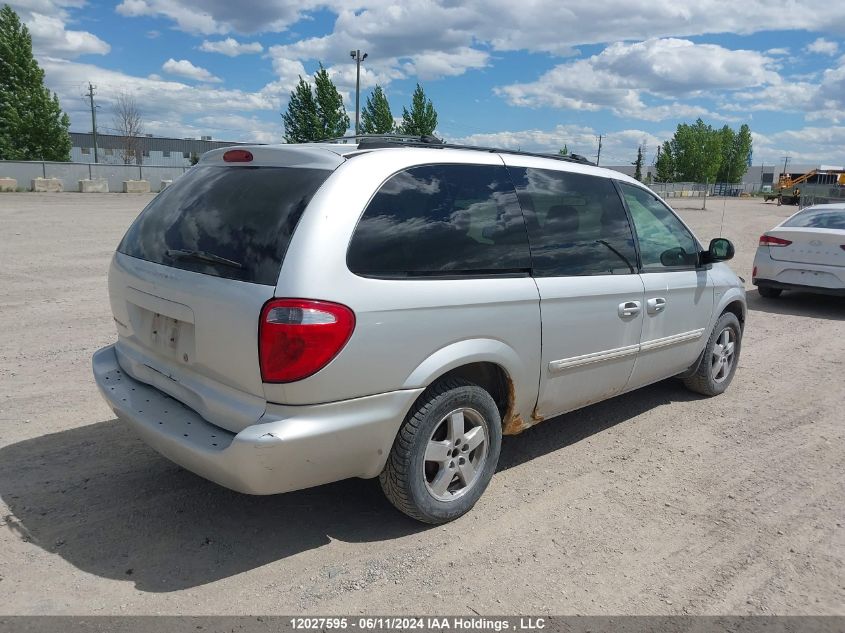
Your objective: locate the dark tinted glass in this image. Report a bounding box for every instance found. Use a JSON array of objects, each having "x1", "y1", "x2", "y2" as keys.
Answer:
[
  {"x1": 118, "y1": 165, "x2": 331, "y2": 285},
  {"x1": 782, "y1": 207, "x2": 845, "y2": 229},
  {"x1": 508, "y1": 167, "x2": 637, "y2": 276},
  {"x1": 347, "y1": 164, "x2": 531, "y2": 277},
  {"x1": 619, "y1": 182, "x2": 699, "y2": 270}
]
